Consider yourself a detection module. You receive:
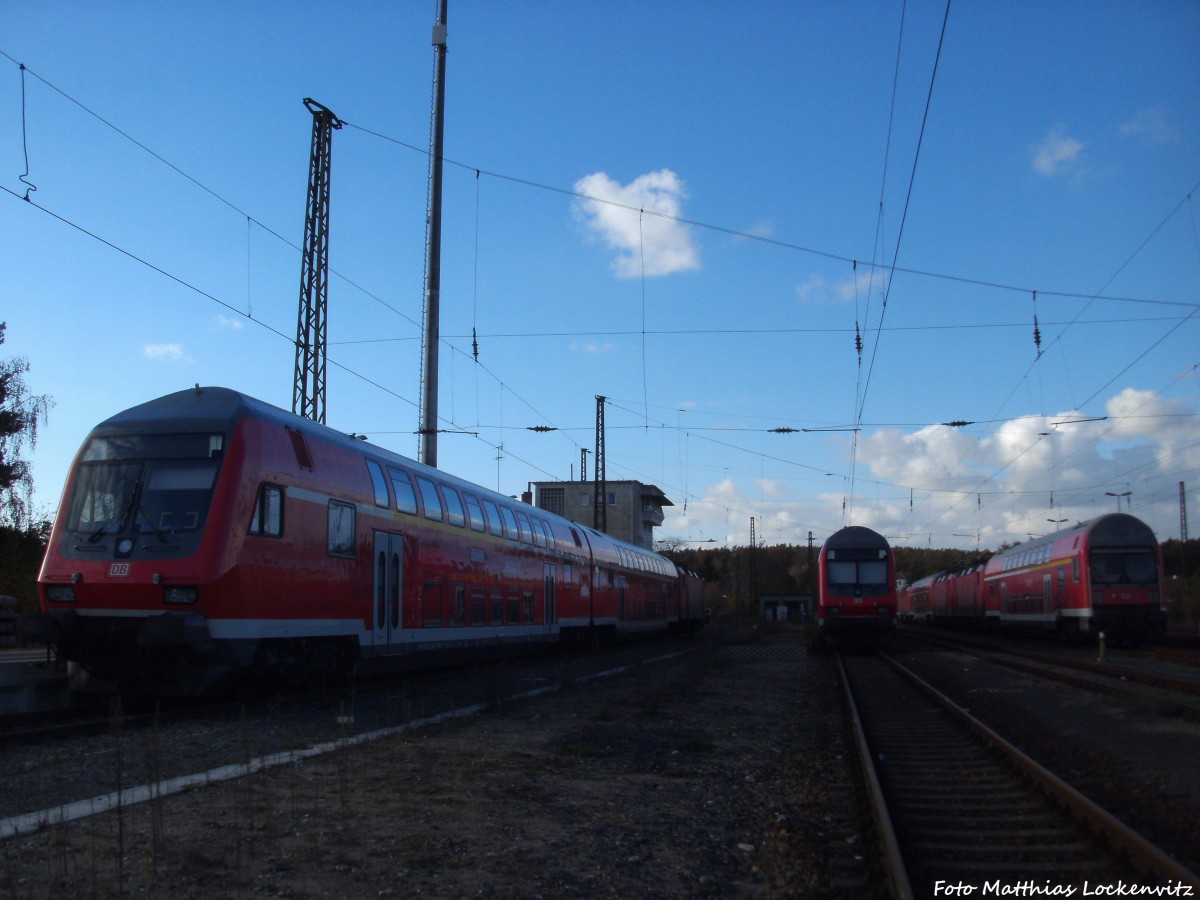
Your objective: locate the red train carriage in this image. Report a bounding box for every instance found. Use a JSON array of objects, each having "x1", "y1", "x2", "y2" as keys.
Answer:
[
  {"x1": 22, "y1": 387, "x2": 703, "y2": 693},
  {"x1": 901, "y1": 572, "x2": 937, "y2": 624},
  {"x1": 980, "y1": 513, "x2": 1164, "y2": 642},
  {"x1": 817, "y1": 525, "x2": 896, "y2": 648}
]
